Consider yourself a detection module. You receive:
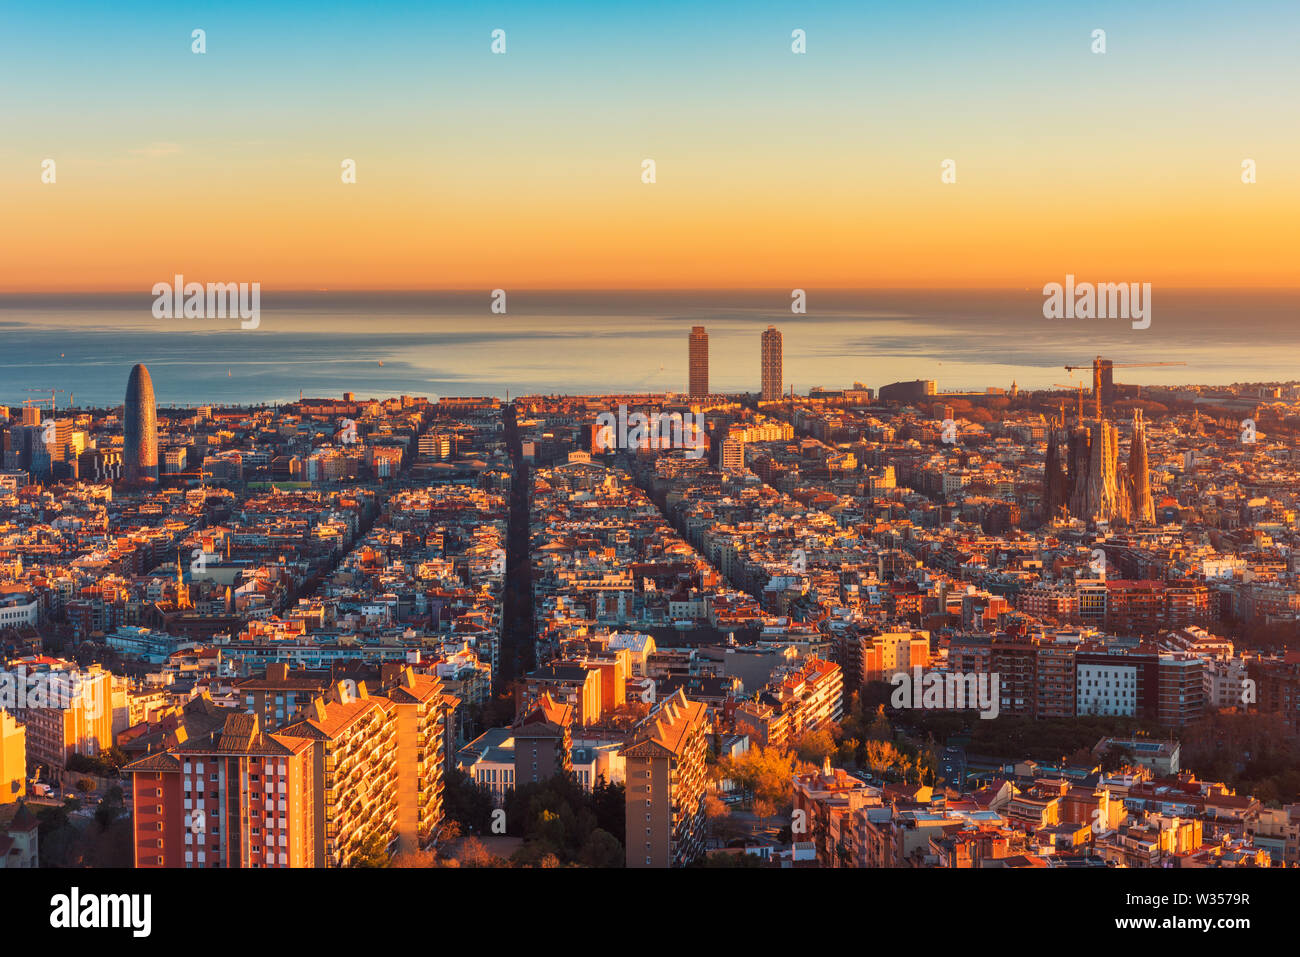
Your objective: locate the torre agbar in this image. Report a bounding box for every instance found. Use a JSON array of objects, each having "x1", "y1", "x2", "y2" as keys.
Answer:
[{"x1": 123, "y1": 362, "x2": 159, "y2": 485}]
